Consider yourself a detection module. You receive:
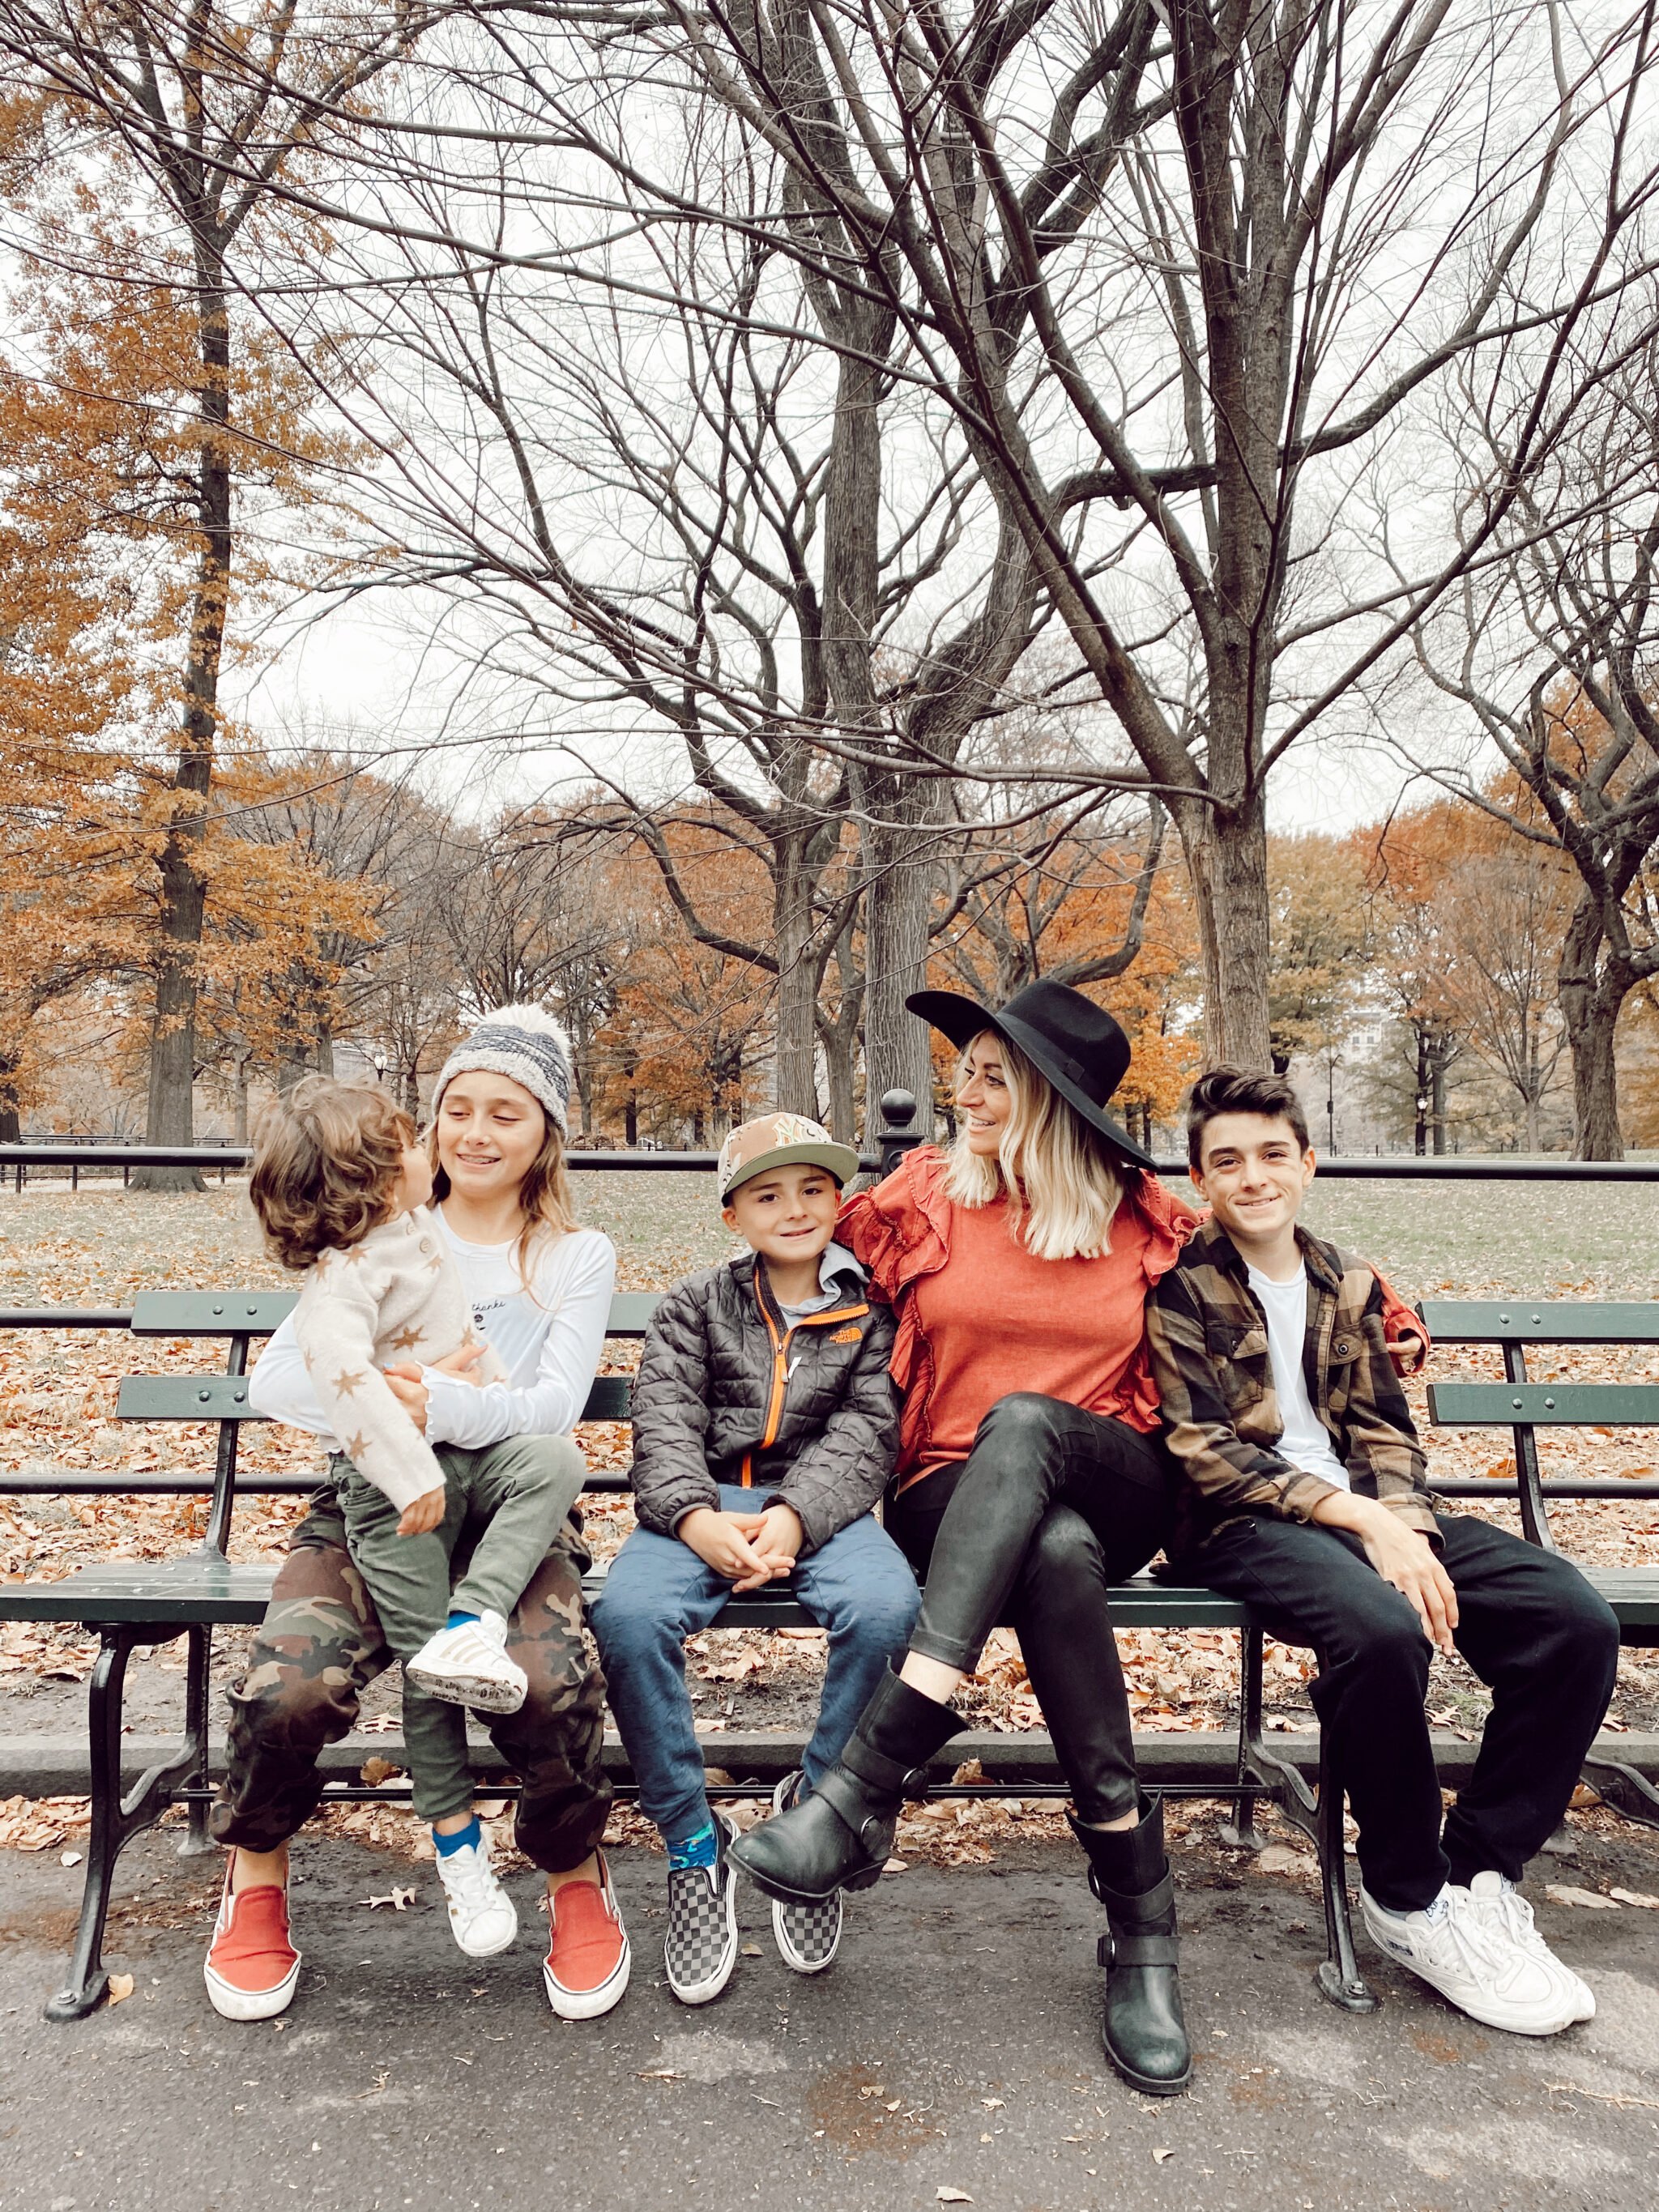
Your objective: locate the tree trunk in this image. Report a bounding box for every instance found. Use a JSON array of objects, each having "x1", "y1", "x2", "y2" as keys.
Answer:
[
  {"x1": 820, "y1": 1016, "x2": 857, "y2": 1145},
  {"x1": 1564, "y1": 992, "x2": 1625, "y2": 1160},
  {"x1": 1414, "y1": 1033, "x2": 1429, "y2": 1157},
  {"x1": 133, "y1": 245, "x2": 232, "y2": 1196},
  {"x1": 860, "y1": 820, "x2": 936, "y2": 1126},
  {"x1": 0, "y1": 1047, "x2": 21, "y2": 1143},
  {"x1": 232, "y1": 1055, "x2": 251, "y2": 1144},
  {"x1": 771, "y1": 831, "x2": 820, "y2": 1117},
  {"x1": 1559, "y1": 901, "x2": 1629, "y2": 1161},
  {"x1": 1174, "y1": 795, "x2": 1273, "y2": 1068}
]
